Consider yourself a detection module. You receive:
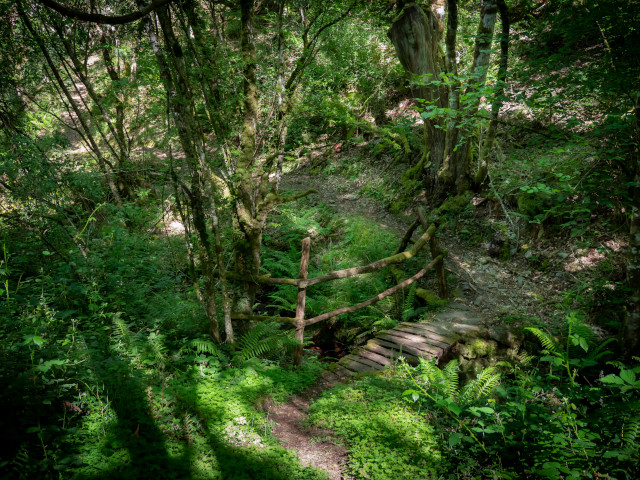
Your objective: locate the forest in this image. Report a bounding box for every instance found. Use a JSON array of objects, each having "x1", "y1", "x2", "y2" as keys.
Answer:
[{"x1": 1, "y1": 0, "x2": 639, "y2": 478}]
